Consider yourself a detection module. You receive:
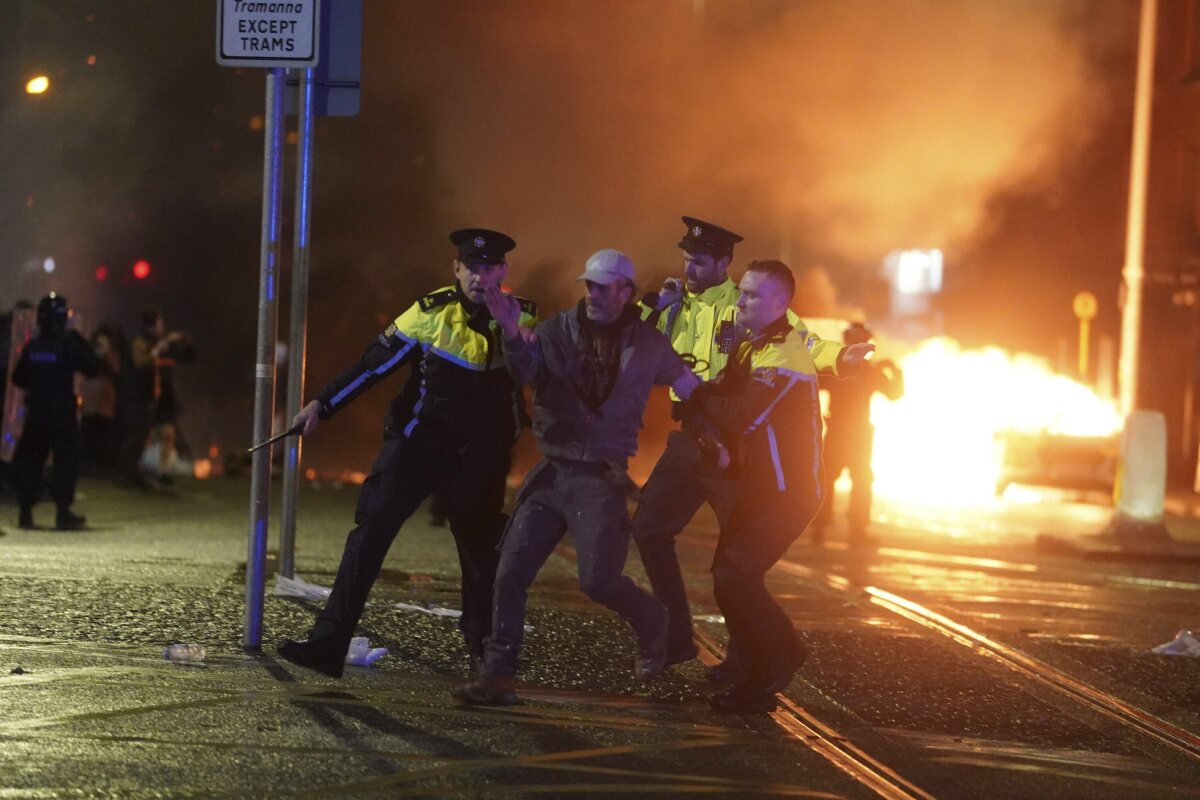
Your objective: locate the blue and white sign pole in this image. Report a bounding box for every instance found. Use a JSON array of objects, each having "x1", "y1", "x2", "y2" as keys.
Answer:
[{"x1": 216, "y1": 0, "x2": 320, "y2": 649}]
